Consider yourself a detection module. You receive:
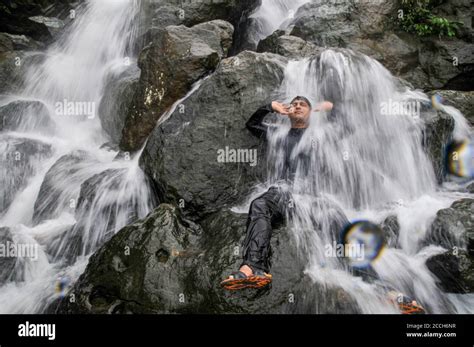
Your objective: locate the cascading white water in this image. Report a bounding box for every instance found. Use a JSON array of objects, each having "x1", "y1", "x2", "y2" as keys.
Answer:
[
  {"x1": 260, "y1": 49, "x2": 473, "y2": 313},
  {"x1": 0, "y1": 0, "x2": 156, "y2": 313},
  {"x1": 246, "y1": 0, "x2": 310, "y2": 47}
]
